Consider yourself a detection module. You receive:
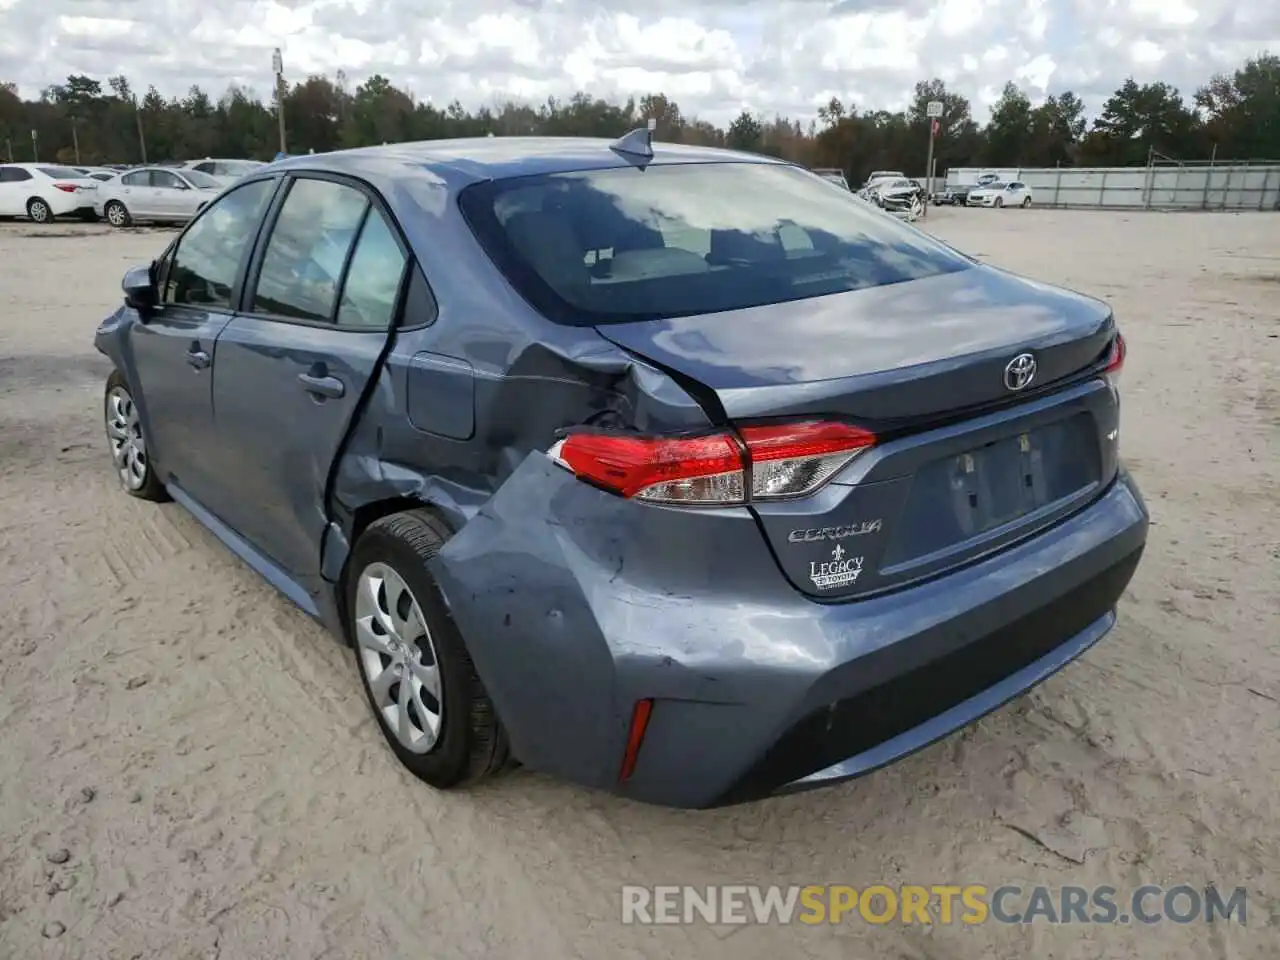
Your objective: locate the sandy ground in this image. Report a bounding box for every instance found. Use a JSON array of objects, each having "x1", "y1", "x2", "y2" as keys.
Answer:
[{"x1": 0, "y1": 208, "x2": 1277, "y2": 960}]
